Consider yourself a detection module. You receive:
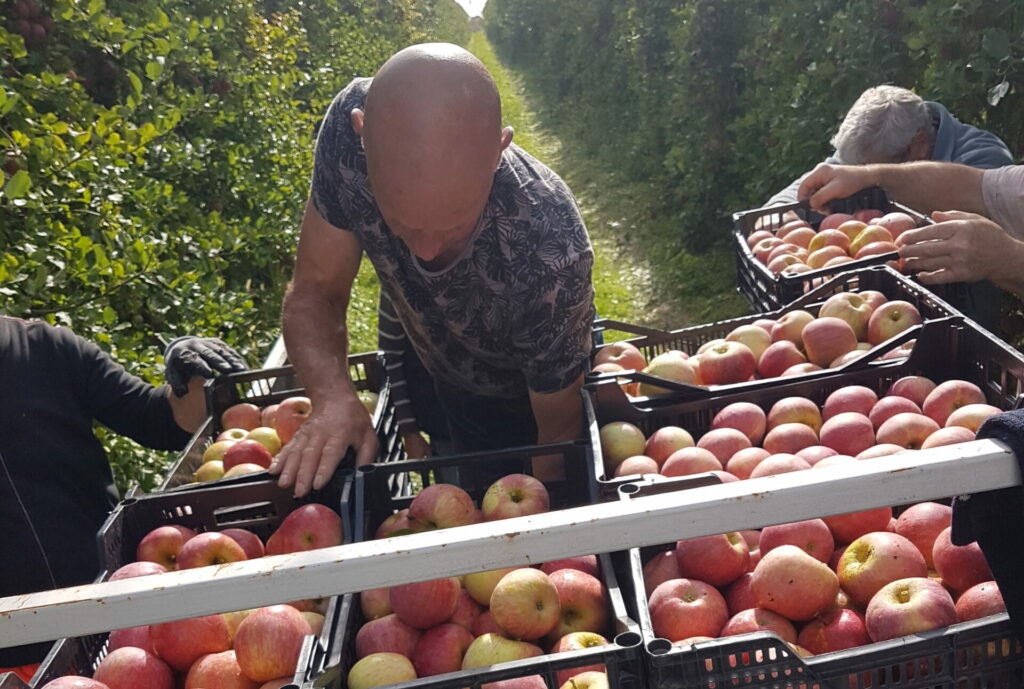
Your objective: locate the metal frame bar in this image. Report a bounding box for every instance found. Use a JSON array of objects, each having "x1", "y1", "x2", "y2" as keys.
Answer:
[{"x1": 1, "y1": 439, "x2": 1019, "y2": 648}]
